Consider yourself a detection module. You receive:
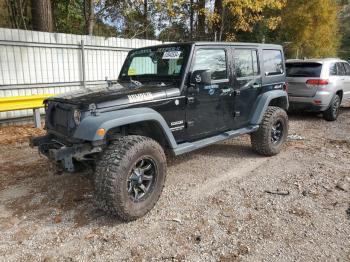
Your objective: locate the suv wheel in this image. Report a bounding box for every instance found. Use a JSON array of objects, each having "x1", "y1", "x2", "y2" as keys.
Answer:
[
  {"x1": 323, "y1": 94, "x2": 341, "y2": 121},
  {"x1": 250, "y1": 106, "x2": 288, "y2": 156},
  {"x1": 94, "y1": 135, "x2": 166, "y2": 221}
]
